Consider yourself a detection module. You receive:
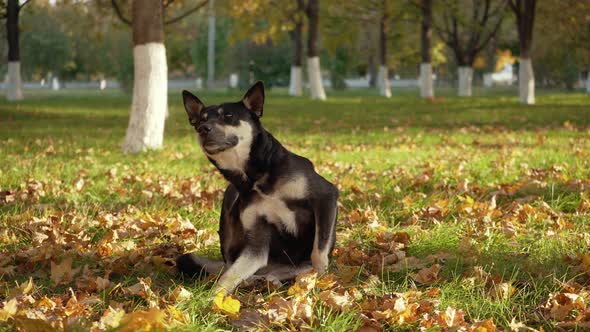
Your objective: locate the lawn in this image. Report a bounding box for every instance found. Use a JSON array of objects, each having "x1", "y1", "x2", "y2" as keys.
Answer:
[{"x1": 0, "y1": 88, "x2": 589, "y2": 331}]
